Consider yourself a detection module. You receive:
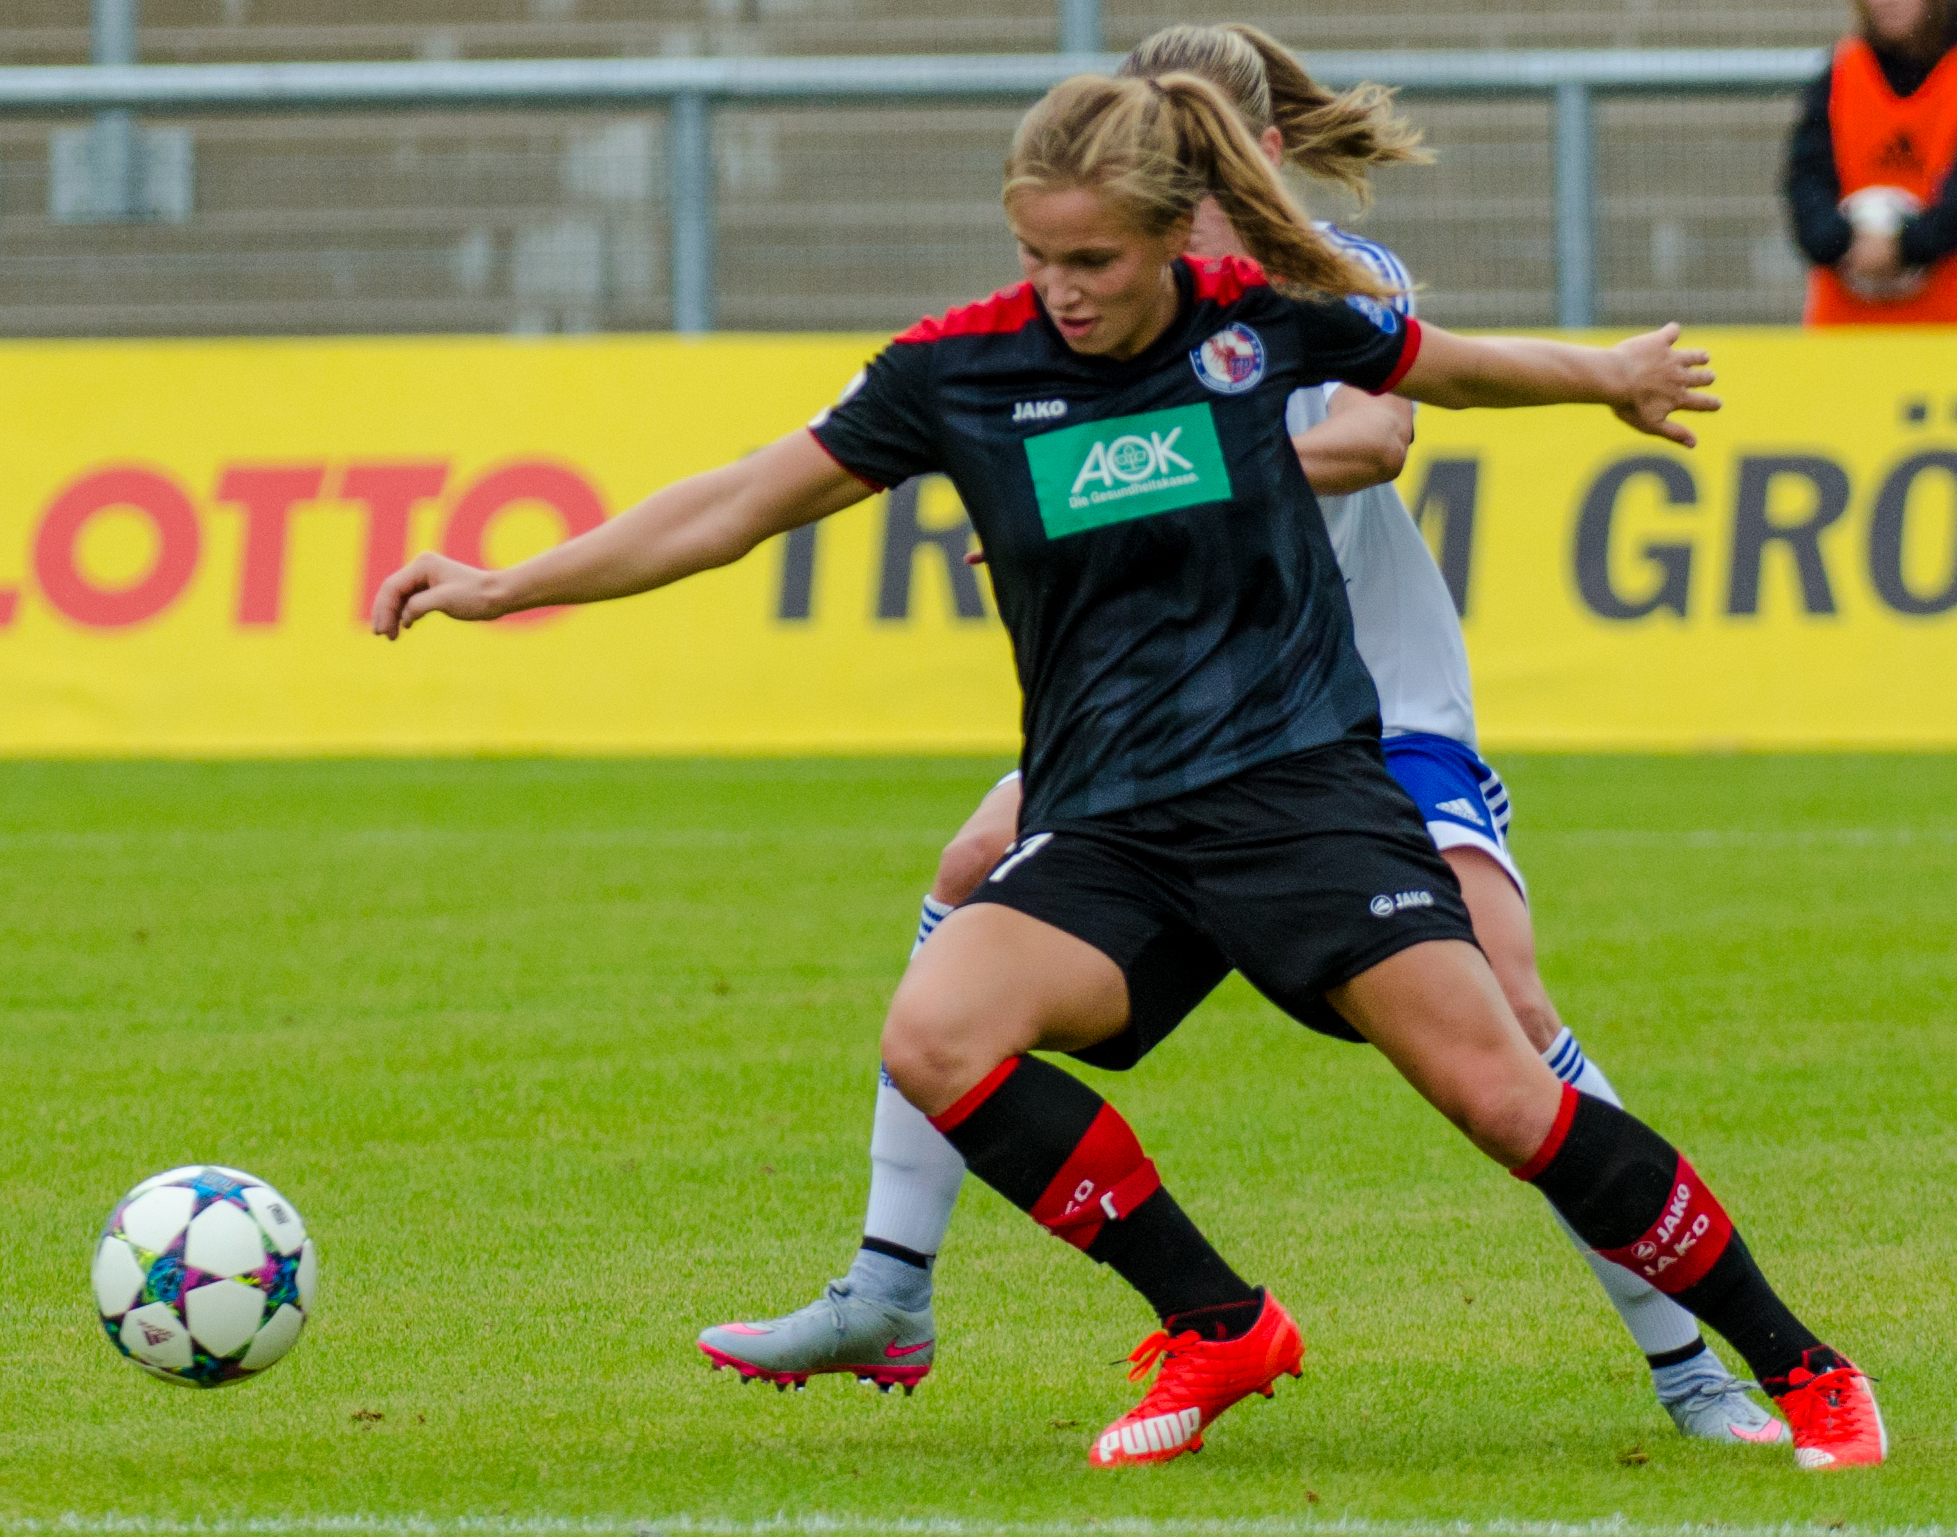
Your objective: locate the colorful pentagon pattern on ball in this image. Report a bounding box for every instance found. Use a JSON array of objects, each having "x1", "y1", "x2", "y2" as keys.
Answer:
[{"x1": 92, "y1": 1165, "x2": 316, "y2": 1387}]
